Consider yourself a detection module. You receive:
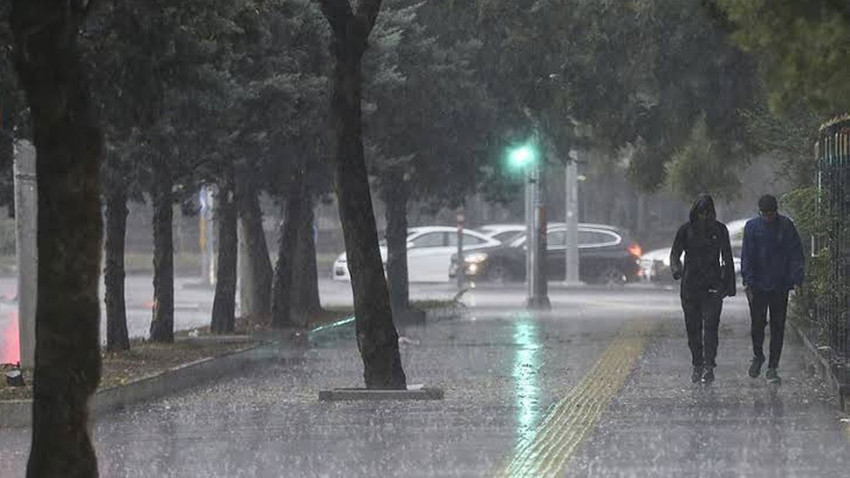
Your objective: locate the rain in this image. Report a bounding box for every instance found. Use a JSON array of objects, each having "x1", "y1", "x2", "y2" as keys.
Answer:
[{"x1": 1, "y1": 0, "x2": 850, "y2": 476}]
